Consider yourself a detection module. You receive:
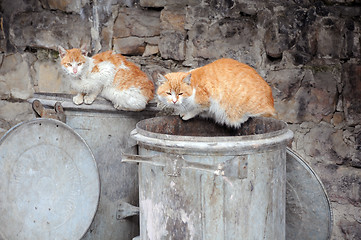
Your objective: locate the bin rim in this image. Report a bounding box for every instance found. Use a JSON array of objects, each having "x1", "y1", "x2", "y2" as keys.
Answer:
[
  {"x1": 131, "y1": 116, "x2": 293, "y2": 154},
  {"x1": 135, "y1": 116, "x2": 289, "y2": 142}
]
